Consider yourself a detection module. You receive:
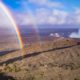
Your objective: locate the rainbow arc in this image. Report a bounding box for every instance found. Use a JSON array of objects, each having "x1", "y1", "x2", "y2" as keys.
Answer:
[{"x1": 0, "y1": 2, "x2": 24, "y2": 49}]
